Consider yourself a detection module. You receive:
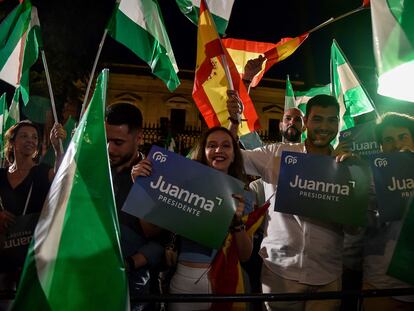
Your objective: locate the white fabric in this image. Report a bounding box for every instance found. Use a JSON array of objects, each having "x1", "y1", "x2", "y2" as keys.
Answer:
[
  {"x1": 169, "y1": 263, "x2": 211, "y2": 311},
  {"x1": 242, "y1": 143, "x2": 344, "y2": 285}
]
